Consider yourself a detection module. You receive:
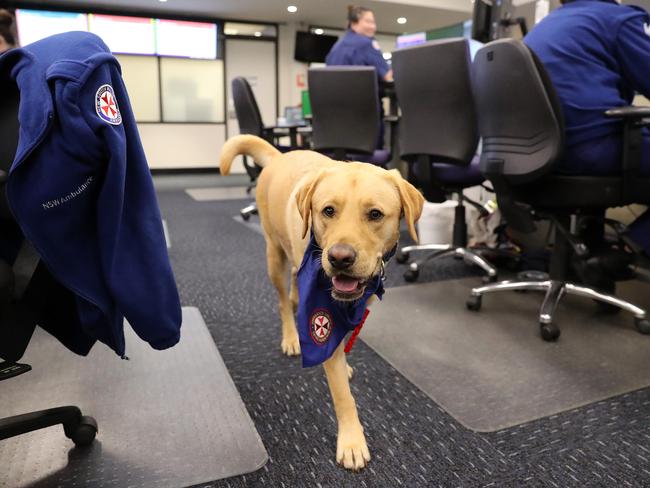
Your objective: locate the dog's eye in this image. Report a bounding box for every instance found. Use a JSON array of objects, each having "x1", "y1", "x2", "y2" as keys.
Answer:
[
  {"x1": 368, "y1": 209, "x2": 384, "y2": 221},
  {"x1": 322, "y1": 206, "x2": 335, "y2": 218}
]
